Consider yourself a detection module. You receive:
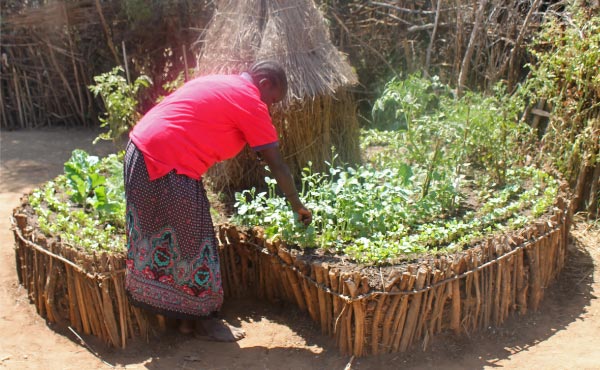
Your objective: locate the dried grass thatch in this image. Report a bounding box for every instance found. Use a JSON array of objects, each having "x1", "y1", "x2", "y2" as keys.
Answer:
[
  {"x1": 195, "y1": 0, "x2": 360, "y2": 192},
  {"x1": 196, "y1": 0, "x2": 357, "y2": 104}
]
